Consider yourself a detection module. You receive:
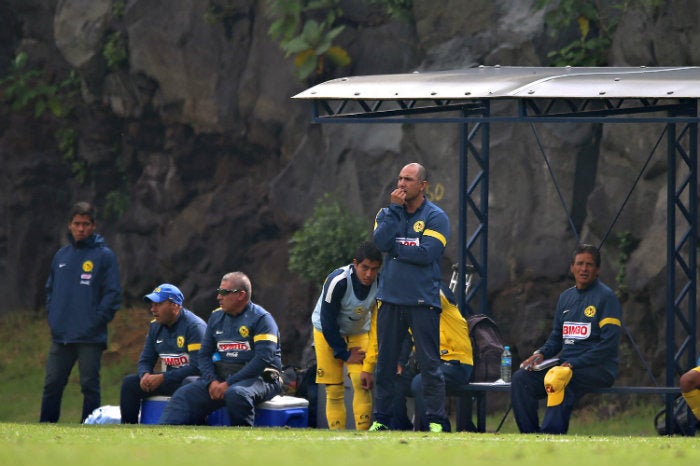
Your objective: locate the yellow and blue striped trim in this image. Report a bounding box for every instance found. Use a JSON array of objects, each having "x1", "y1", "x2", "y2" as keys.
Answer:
[
  {"x1": 253, "y1": 333, "x2": 278, "y2": 344},
  {"x1": 599, "y1": 317, "x2": 621, "y2": 328},
  {"x1": 423, "y1": 228, "x2": 447, "y2": 247}
]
